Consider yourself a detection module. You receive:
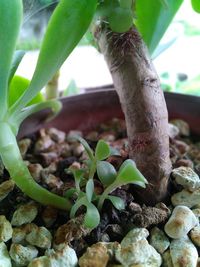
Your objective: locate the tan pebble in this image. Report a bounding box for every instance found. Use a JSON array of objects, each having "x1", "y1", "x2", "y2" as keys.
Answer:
[
  {"x1": 18, "y1": 138, "x2": 31, "y2": 158},
  {"x1": 39, "y1": 152, "x2": 58, "y2": 167},
  {"x1": 190, "y1": 226, "x2": 200, "y2": 247},
  {"x1": 59, "y1": 143, "x2": 72, "y2": 157},
  {"x1": 42, "y1": 173, "x2": 63, "y2": 189},
  {"x1": 170, "y1": 119, "x2": 190, "y2": 136},
  {"x1": 99, "y1": 132, "x2": 116, "y2": 142},
  {"x1": 54, "y1": 215, "x2": 91, "y2": 245},
  {"x1": 71, "y1": 143, "x2": 84, "y2": 157},
  {"x1": 46, "y1": 128, "x2": 66, "y2": 143},
  {"x1": 0, "y1": 180, "x2": 15, "y2": 202},
  {"x1": 28, "y1": 163, "x2": 43, "y2": 182},
  {"x1": 79, "y1": 242, "x2": 109, "y2": 267},
  {"x1": 42, "y1": 206, "x2": 57, "y2": 227},
  {"x1": 28, "y1": 256, "x2": 51, "y2": 267},
  {"x1": 34, "y1": 135, "x2": 55, "y2": 153},
  {"x1": 168, "y1": 123, "x2": 179, "y2": 139},
  {"x1": 0, "y1": 215, "x2": 13, "y2": 242}
]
